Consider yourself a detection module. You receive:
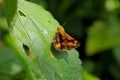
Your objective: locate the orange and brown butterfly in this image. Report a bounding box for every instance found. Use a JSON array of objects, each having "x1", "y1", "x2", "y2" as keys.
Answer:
[{"x1": 54, "y1": 27, "x2": 80, "y2": 51}]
